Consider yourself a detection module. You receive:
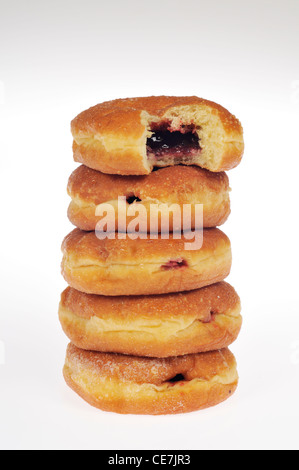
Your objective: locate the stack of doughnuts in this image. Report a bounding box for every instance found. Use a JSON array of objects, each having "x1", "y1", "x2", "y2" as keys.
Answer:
[{"x1": 59, "y1": 96, "x2": 244, "y2": 415}]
